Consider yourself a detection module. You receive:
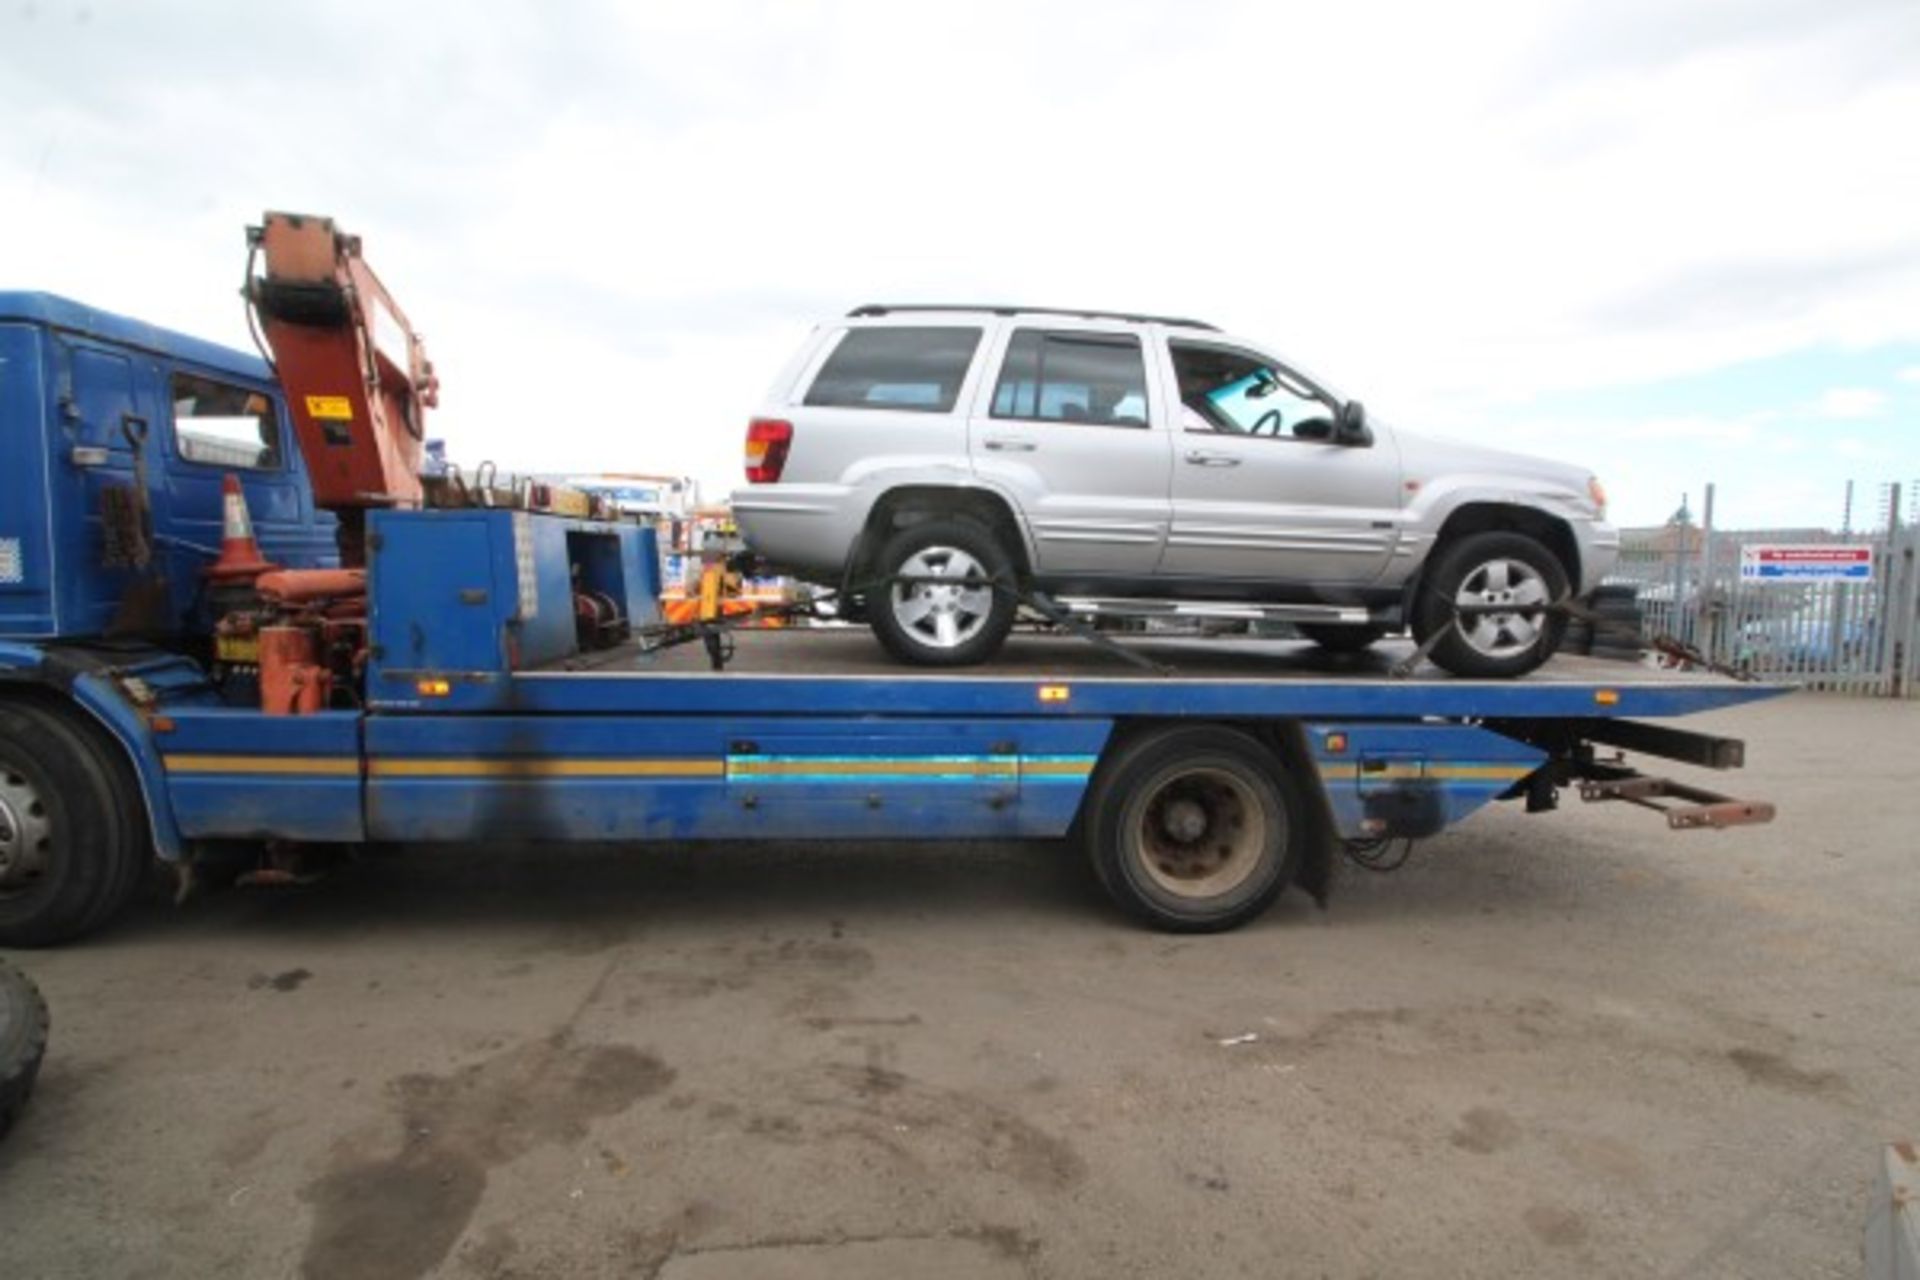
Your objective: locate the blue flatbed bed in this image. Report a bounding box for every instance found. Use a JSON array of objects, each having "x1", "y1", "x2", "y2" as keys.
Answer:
[{"x1": 528, "y1": 627, "x2": 1779, "y2": 720}]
